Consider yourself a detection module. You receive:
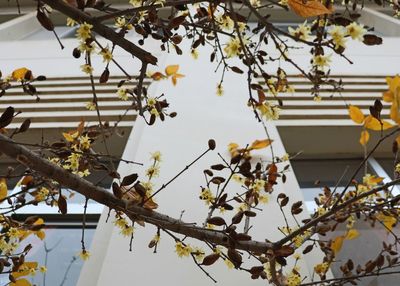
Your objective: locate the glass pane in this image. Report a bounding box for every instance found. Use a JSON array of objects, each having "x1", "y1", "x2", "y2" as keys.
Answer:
[
  {"x1": 22, "y1": 27, "x2": 76, "y2": 40},
  {"x1": 291, "y1": 158, "x2": 375, "y2": 188},
  {"x1": 0, "y1": 227, "x2": 96, "y2": 286},
  {"x1": 376, "y1": 158, "x2": 396, "y2": 179}
]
